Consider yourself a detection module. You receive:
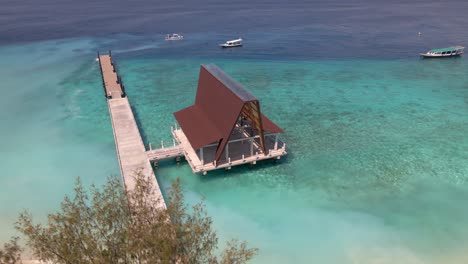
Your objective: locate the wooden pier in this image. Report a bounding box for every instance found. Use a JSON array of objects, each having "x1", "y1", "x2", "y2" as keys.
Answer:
[{"x1": 98, "y1": 51, "x2": 165, "y2": 209}]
